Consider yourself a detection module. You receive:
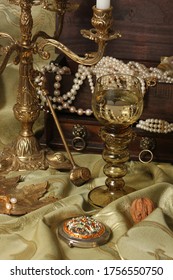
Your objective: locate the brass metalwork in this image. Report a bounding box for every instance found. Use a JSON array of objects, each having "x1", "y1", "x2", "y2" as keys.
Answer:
[
  {"x1": 138, "y1": 137, "x2": 156, "y2": 164},
  {"x1": 0, "y1": 1, "x2": 118, "y2": 173},
  {"x1": 0, "y1": 175, "x2": 57, "y2": 215},
  {"x1": 140, "y1": 137, "x2": 156, "y2": 151},
  {"x1": 38, "y1": 6, "x2": 121, "y2": 65},
  {"x1": 72, "y1": 124, "x2": 87, "y2": 152}
]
